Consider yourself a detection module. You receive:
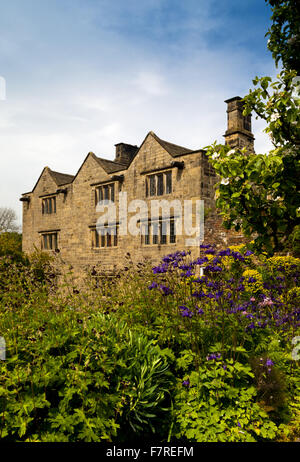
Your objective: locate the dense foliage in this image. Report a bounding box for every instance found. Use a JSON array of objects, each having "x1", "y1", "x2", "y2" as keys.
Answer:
[
  {"x1": 0, "y1": 245, "x2": 299, "y2": 442},
  {"x1": 266, "y1": 0, "x2": 300, "y2": 72},
  {"x1": 0, "y1": 232, "x2": 23, "y2": 262},
  {"x1": 205, "y1": 0, "x2": 300, "y2": 255}
]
